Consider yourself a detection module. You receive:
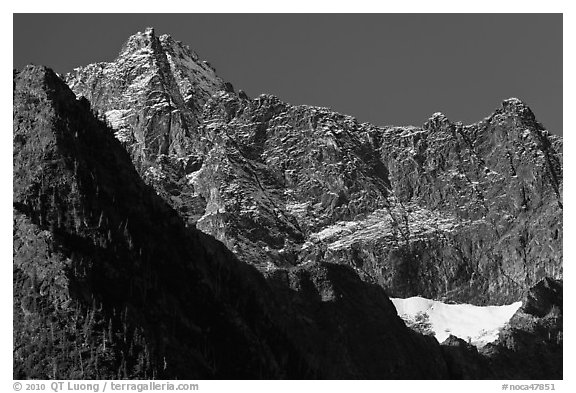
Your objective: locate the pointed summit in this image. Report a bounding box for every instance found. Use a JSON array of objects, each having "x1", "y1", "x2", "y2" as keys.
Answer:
[
  {"x1": 423, "y1": 111, "x2": 452, "y2": 131},
  {"x1": 429, "y1": 111, "x2": 449, "y2": 122},
  {"x1": 499, "y1": 97, "x2": 536, "y2": 122},
  {"x1": 65, "y1": 28, "x2": 226, "y2": 166},
  {"x1": 118, "y1": 27, "x2": 159, "y2": 56}
]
